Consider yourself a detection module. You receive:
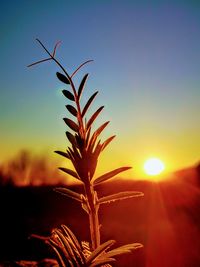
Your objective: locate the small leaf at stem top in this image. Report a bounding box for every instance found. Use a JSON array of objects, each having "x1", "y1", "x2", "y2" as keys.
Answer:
[
  {"x1": 63, "y1": 118, "x2": 79, "y2": 132},
  {"x1": 62, "y1": 90, "x2": 75, "y2": 101},
  {"x1": 56, "y1": 72, "x2": 70, "y2": 84},
  {"x1": 86, "y1": 106, "x2": 104, "y2": 131},
  {"x1": 66, "y1": 105, "x2": 78, "y2": 117},
  {"x1": 78, "y1": 73, "x2": 89, "y2": 100},
  {"x1": 101, "y1": 135, "x2": 116, "y2": 151},
  {"x1": 81, "y1": 91, "x2": 98, "y2": 118}
]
